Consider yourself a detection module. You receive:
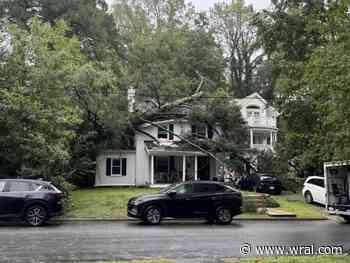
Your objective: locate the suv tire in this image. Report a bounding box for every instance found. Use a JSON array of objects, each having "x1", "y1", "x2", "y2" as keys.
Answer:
[
  {"x1": 143, "y1": 205, "x2": 162, "y2": 225},
  {"x1": 304, "y1": 191, "x2": 313, "y2": 204},
  {"x1": 24, "y1": 205, "x2": 48, "y2": 227},
  {"x1": 215, "y1": 206, "x2": 232, "y2": 225}
]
